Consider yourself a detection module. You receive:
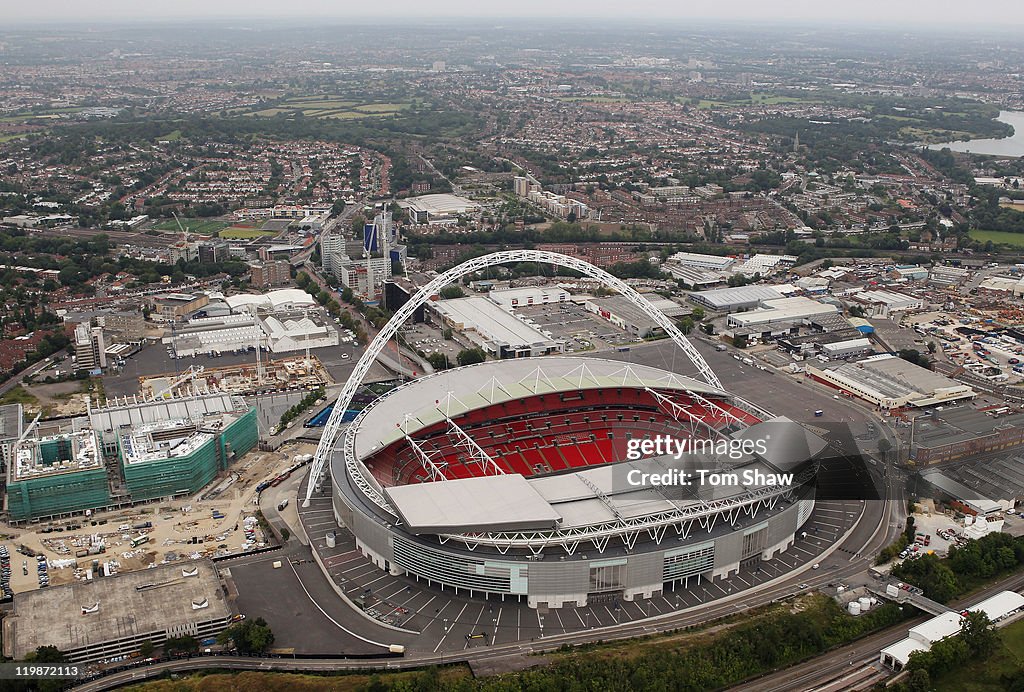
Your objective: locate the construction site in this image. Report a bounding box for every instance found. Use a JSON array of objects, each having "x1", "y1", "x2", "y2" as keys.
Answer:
[
  {"x1": 3, "y1": 390, "x2": 259, "y2": 523},
  {"x1": 137, "y1": 354, "x2": 332, "y2": 399}
]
